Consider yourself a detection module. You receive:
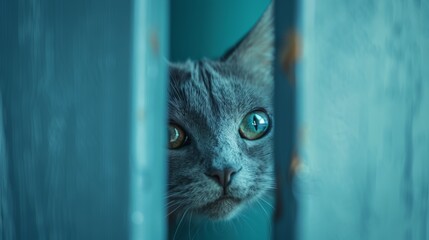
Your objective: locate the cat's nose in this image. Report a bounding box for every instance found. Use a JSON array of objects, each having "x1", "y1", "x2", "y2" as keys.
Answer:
[{"x1": 205, "y1": 167, "x2": 241, "y2": 187}]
